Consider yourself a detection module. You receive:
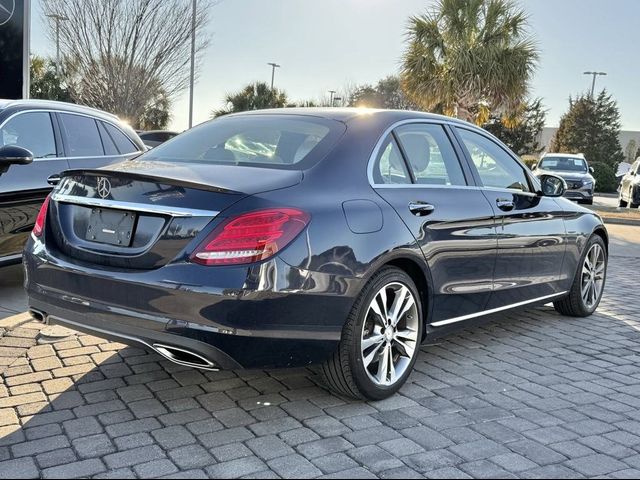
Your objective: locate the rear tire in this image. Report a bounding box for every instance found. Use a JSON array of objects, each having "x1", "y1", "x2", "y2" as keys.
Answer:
[
  {"x1": 320, "y1": 267, "x2": 423, "y2": 400},
  {"x1": 554, "y1": 235, "x2": 607, "y2": 317}
]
